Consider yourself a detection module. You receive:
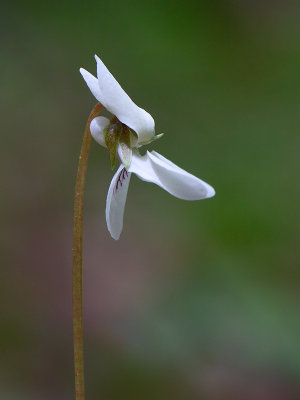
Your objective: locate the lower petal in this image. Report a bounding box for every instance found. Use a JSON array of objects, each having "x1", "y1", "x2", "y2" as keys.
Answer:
[{"x1": 106, "y1": 164, "x2": 131, "y2": 240}]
